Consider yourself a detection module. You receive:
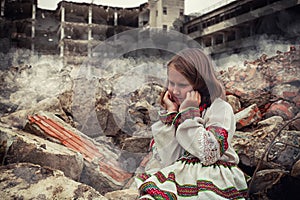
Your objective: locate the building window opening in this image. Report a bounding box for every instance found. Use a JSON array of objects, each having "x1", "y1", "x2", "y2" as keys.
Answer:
[
  {"x1": 227, "y1": 31, "x2": 235, "y2": 42},
  {"x1": 180, "y1": 9, "x2": 184, "y2": 16},
  {"x1": 163, "y1": 7, "x2": 167, "y2": 15},
  {"x1": 179, "y1": 27, "x2": 183, "y2": 32},
  {"x1": 163, "y1": 25, "x2": 167, "y2": 30},
  {"x1": 204, "y1": 38, "x2": 212, "y2": 47},
  {"x1": 215, "y1": 34, "x2": 223, "y2": 45}
]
